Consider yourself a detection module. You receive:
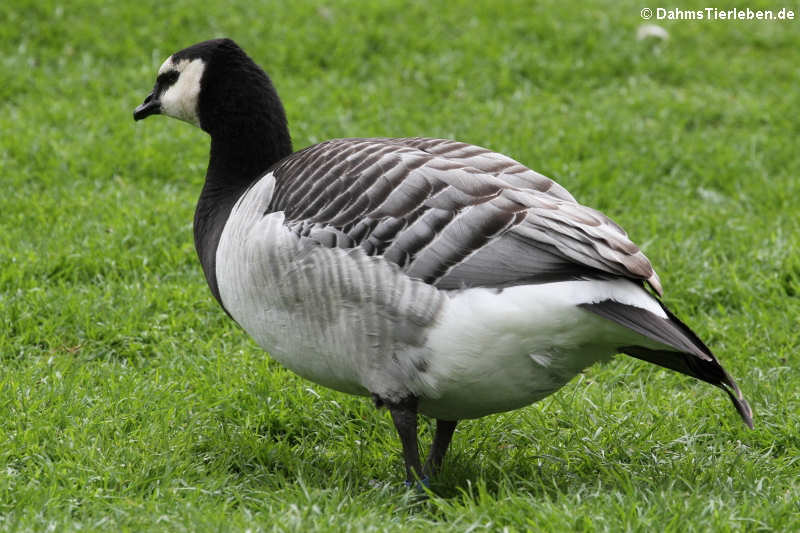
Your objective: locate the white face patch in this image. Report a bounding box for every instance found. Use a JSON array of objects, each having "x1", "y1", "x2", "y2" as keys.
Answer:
[{"x1": 157, "y1": 57, "x2": 205, "y2": 127}]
